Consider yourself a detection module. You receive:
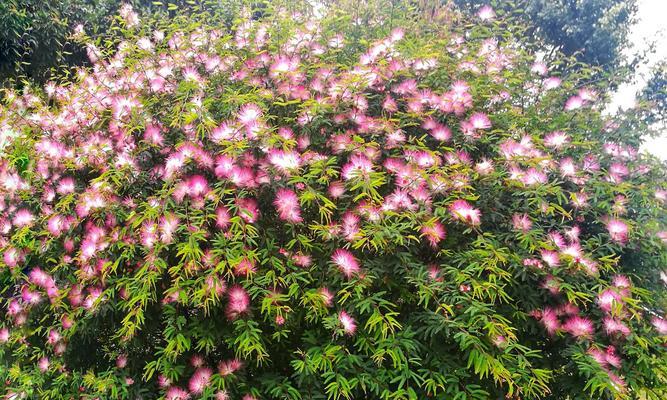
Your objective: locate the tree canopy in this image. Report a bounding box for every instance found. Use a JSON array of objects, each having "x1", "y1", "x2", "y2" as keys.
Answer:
[{"x1": 0, "y1": 1, "x2": 666, "y2": 400}]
